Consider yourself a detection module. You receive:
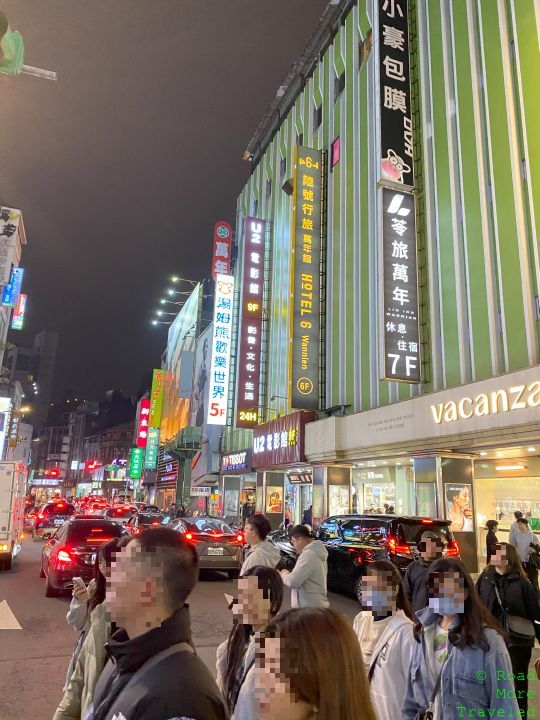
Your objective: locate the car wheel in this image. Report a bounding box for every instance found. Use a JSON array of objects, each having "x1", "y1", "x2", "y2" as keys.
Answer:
[
  {"x1": 227, "y1": 569, "x2": 240, "y2": 580},
  {"x1": 39, "y1": 562, "x2": 46, "y2": 578},
  {"x1": 354, "y1": 575, "x2": 363, "y2": 605},
  {"x1": 45, "y1": 575, "x2": 58, "y2": 597}
]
